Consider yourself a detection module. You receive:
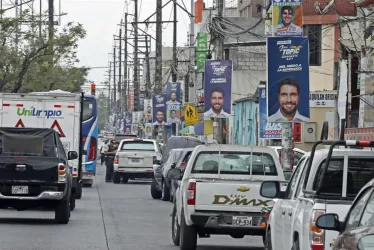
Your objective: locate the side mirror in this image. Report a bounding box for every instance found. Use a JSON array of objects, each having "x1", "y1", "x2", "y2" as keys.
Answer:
[
  {"x1": 316, "y1": 214, "x2": 341, "y2": 231},
  {"x1": 167, "y1": 168, "x2": 182, "y2": 180},
  {"x1": 68, "y1": 151, "x2": 78, "y2": 160},
  {"x1": 171, "y1": 162, "x2": 176, "y2": 169},
  {"x1": 358, "y1": 234, "x2": 374, "y2": 250},
  {"x1": 260, "y1": 181, "x2": 282, "y2": 199}
]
